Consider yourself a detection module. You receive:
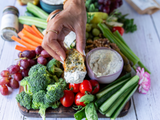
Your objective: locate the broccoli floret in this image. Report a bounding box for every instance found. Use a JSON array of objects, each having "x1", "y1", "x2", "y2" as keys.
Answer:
[
  {"x1": 20, "y1": 77, "x2": 32, "y2": 95},
  {"x1": 45, "y1": 82, "x2": 65, "y2": 105},
  {"x1": 32, "y1": 90, "x2": 49, "y2": 120},
  {"x1": 28, "y1": 71, "x2": 51, "y2": 94},
  {"x1": 28, "y1": 64, "x2": 46, "y2": 76},
  {"x1": 47, "y1": 59, "x2": 63, "y2": 77},
  {"x1": 16, "y1": 91, "x2": 32, "y2": 110},
  {"x1": 51, "y1": 101, "x2": 61, "y2": 109},
  {"x1": 20, "y1": 65, "x2": 52, "y2": 94}
]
